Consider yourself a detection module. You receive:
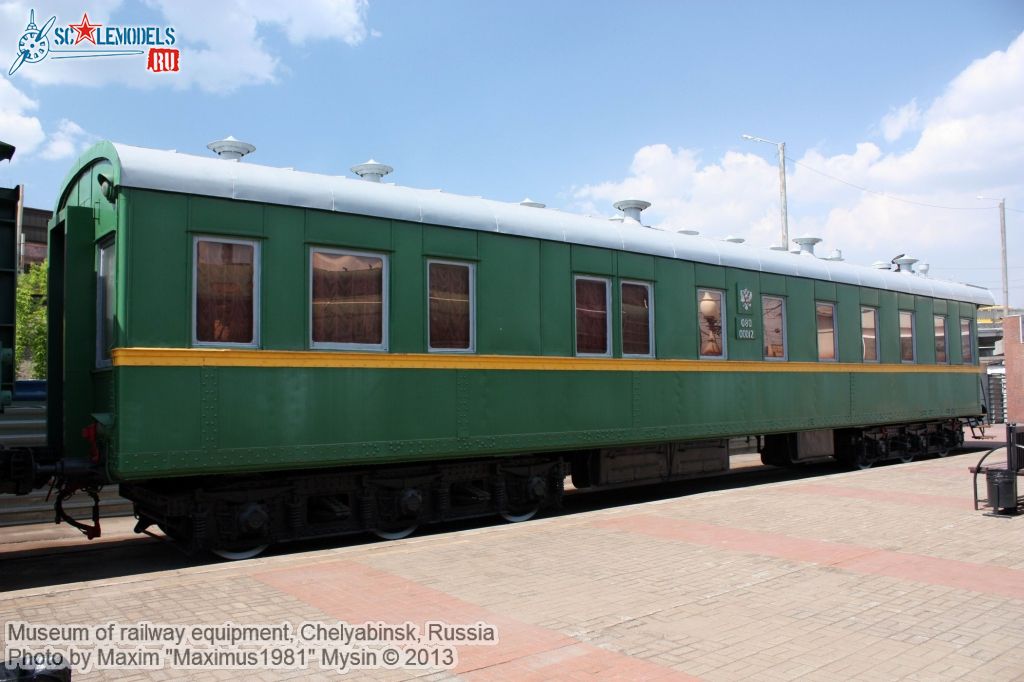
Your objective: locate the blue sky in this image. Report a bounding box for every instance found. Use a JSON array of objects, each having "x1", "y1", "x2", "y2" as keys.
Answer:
[{"x1": 2, "y1": 1, "x2": 1023, "y2": 303}]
